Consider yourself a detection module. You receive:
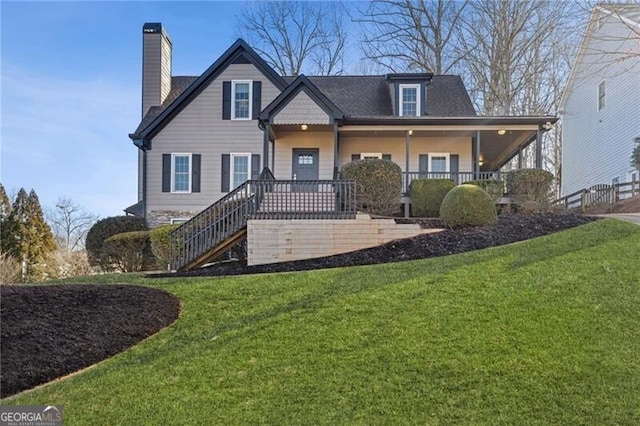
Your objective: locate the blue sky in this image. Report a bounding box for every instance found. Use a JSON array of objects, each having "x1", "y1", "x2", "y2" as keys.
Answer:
[{"x1": 1, "y1": 1, "x2": 251, "y2": 218}]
